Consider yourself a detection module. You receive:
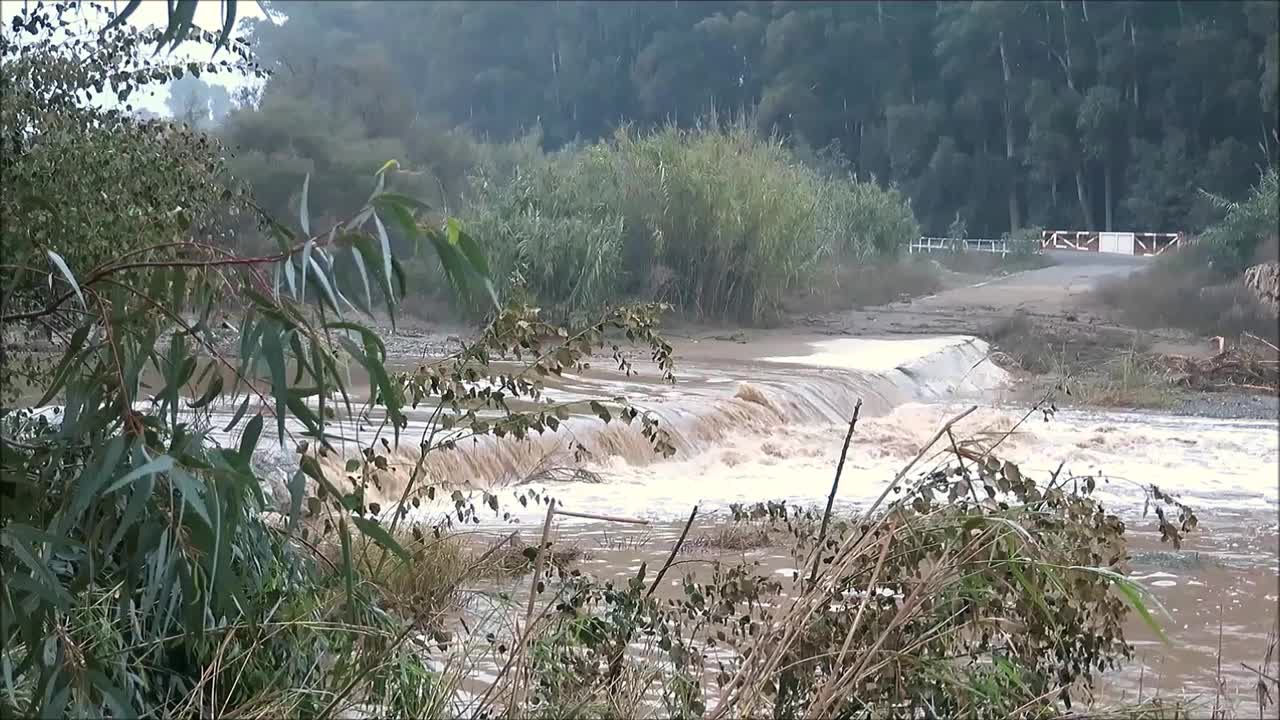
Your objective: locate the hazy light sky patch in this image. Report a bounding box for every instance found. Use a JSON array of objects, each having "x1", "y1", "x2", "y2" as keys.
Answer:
[{"x1": 1, "y1": 0, "x2": 272, "y2": 116}]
